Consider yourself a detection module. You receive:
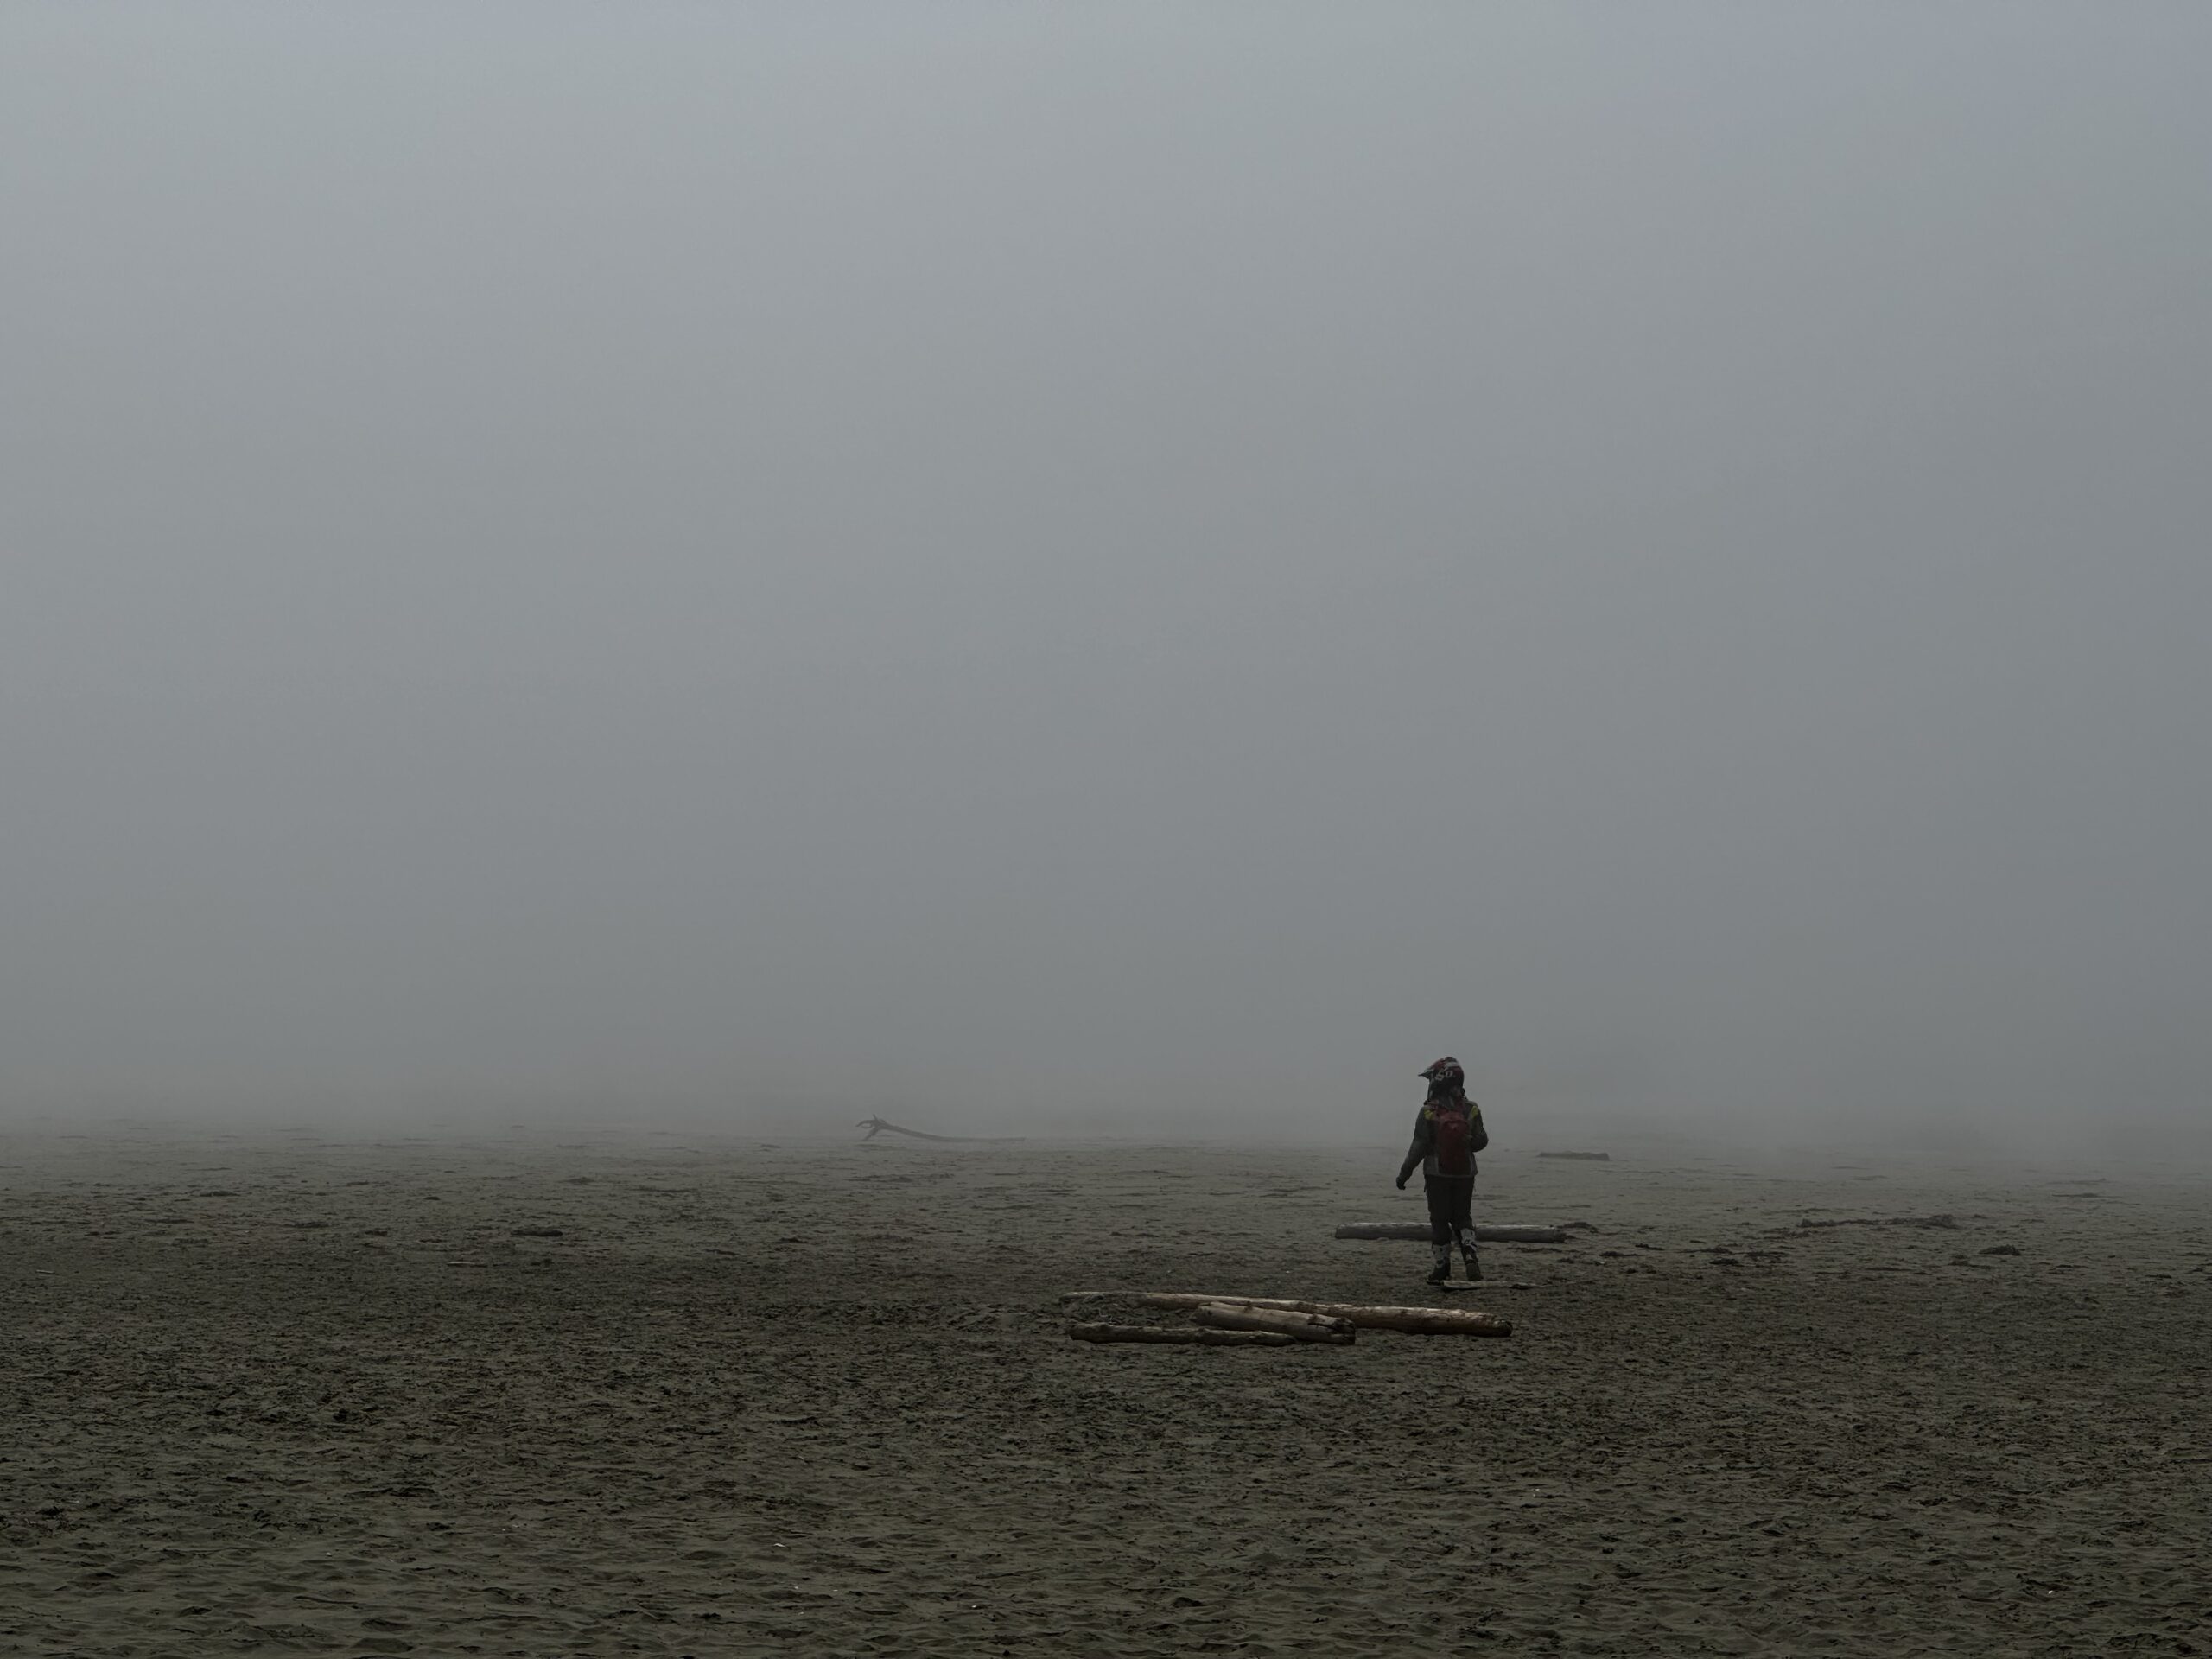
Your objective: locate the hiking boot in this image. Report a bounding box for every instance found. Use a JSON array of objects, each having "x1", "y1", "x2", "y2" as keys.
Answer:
[
  {"x1": 1461, "y1": 1249, "x2": 1484, "y2": 1282},
  {"x1": 1426, "y1": 1249, "x2": 1452, "y2": 1286}
]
